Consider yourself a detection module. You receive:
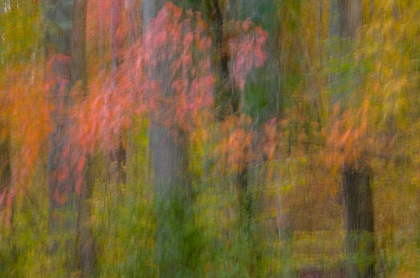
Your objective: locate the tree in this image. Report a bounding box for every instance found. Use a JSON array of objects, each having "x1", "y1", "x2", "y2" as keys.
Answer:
[
  {"x1": 137, "y1": 2, "x2": 267, "y2": 275},
  {"x1": 109, "y1": 0, "x2": 126, "y2": 186},
  {"x1": 43, "y1": 0, "x2": 74, "y2": 264},
  {"x1": 203, "y1": 3, "x2": 268, "y2": 275},
  {"x1": 72, "y1": 0, "x2": 97, "y2": 276},
  {"x1": 0, "y1": 123, "x2": 11, "y2": 225},
  {"x1": 335, "y1": 0, "x2": 375, "y2": 277},
  {"x1": 43, "y1": 0, "x2": 95, "y2": 274},
  {"x1": 141, "y1": 1, "x2": 209, "y2": 275}
]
